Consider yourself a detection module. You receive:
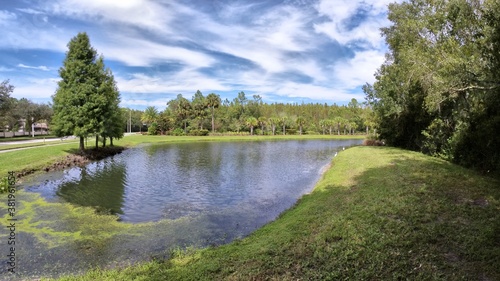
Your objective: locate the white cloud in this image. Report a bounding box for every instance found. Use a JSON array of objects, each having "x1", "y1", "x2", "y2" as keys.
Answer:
[
  {"x1": 313, "y1": 0, "x2": 393, "y2": 48},
  {"x1": 120, "y1": 98, "x2": 171, "y2": 108},
  {"x1": 11, "y1": 78, "x2": 59, "y2": 99},
  {"x1": 96, "y1": 37, "x2": 214, "y2": 68},
  {"x1": 18, "y1": 64, "x2": 50, "y2": 71},
  {"x1": 333, "y1": 50, "x2": 385, "y2": 88},
  {"x1": 45, "y1": 0, "x2": 174, "y2": 33}
]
